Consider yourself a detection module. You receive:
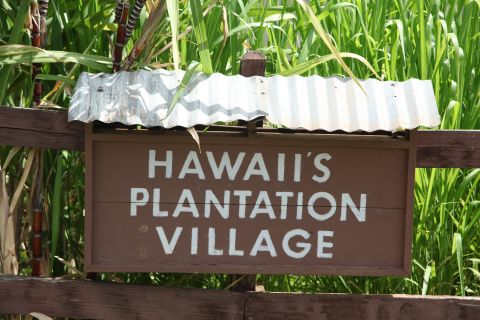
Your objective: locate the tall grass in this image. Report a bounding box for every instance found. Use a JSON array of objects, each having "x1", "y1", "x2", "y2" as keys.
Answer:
[{"x1": 0, "y1": 0, "x2": 479, "y2": 295}]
